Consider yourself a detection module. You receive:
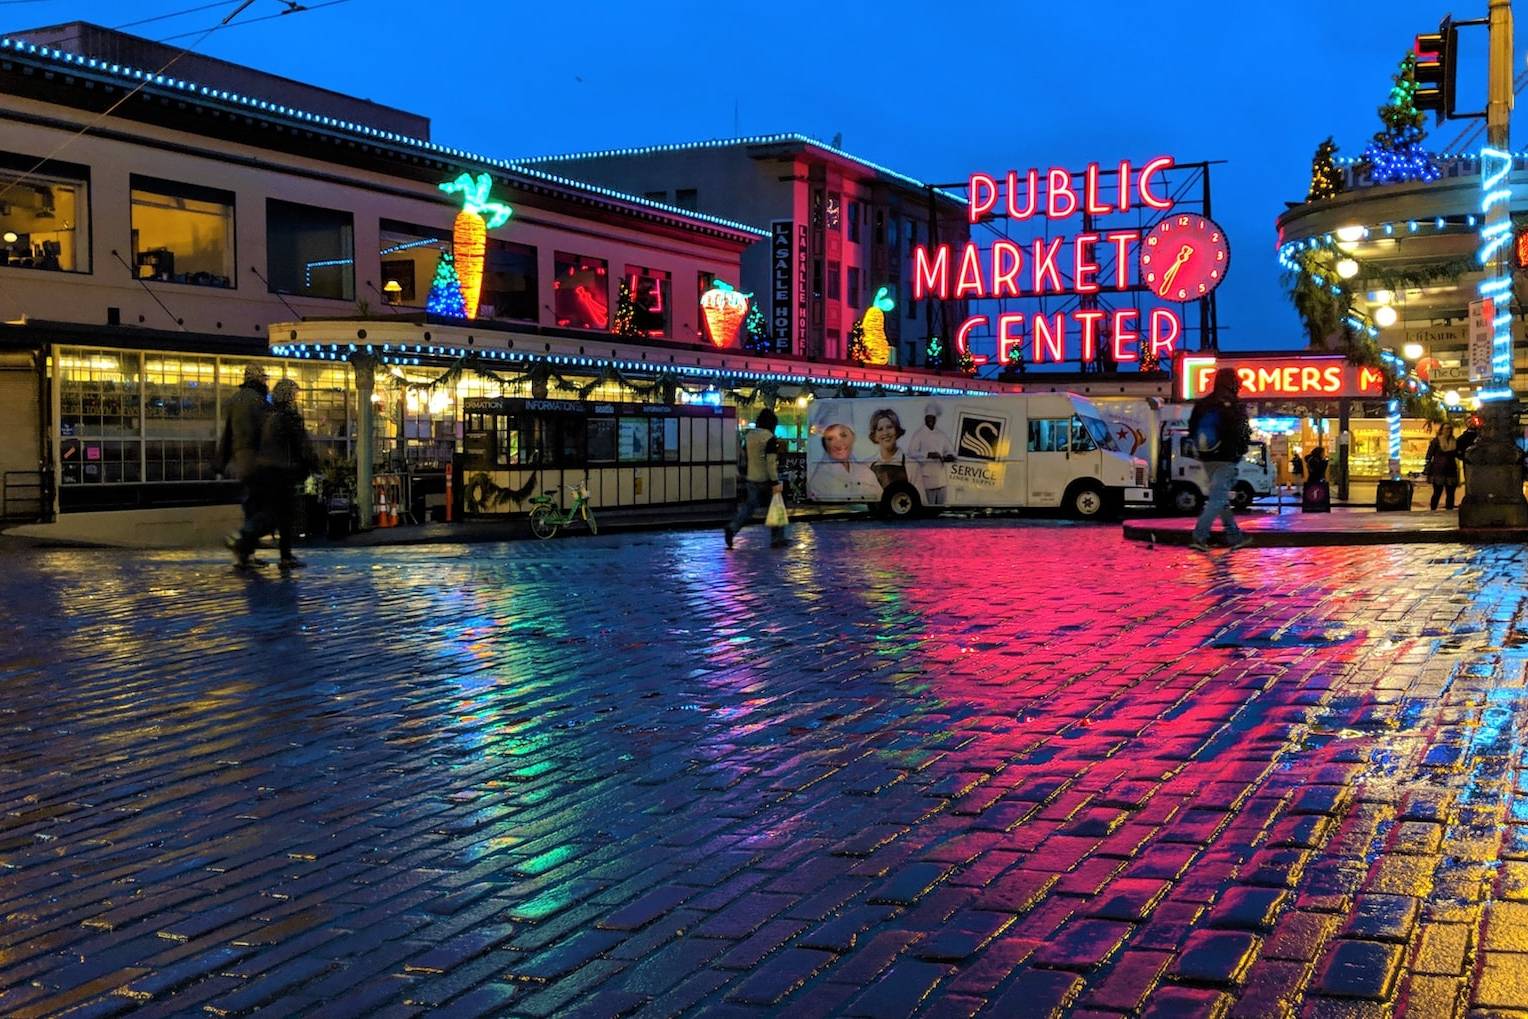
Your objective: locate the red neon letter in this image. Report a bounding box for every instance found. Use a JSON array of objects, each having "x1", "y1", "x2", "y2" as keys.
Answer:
[
  {"x1": 1148, "y1": 308, "x2": 1181, "y2": 358},
  {"x1": 968, "y1": 173, "x2": 997, "y2": 224},
  {"x1": 955, "y1": 315, "x2": 990, "y2": 365},
  {"x1": 954, "y1": 244, "x2": 986, "y2": 299},
  {"x1": 1323, "y1": 366, "x2": 1343, "y2": 392},
  {"x1": 1031, "y1": 238, "x2": 1065, "y2": 294},
  {"x1": 1075, "y1": 310, "x2": 1106, "y2": 363},
  {"x1": 1032, "y1": 313, "x2": 1066, "y2": 363},
  {"x1": 1104, "y1": 231, "x2": 1138, "y2": 289},
  {"x1": 997, "y1": 313, "x2": 1025, "y2": 363},
  {"x1": 913, "y1": 245, "x2": 950, "y2": 300},
  {"x1": 1046, "y1": 168, "x2": 1078, "y2": 219},
  {"x1": 1116, "y1": 159, "x2": 1132, "y2": 213},
  {"x1": 1138, "y1": 155, "x2": 1174, "y2": 210},
  {"x1": 1083, "y1": 163, "x2": 1112, "y2": 215},
  {"x1": 1007, "y1": 169, "x2": 1039, "y2": 220},
  {"x1": 1073, "y1": 233, "x2": 1101, "y2": 294},
  {"x1": 992, "y1": 240, "x2": 1024, "y2": 297},
  {"x1": 1111, "y1": 309, "x2": 1140, "y2": 362}
]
